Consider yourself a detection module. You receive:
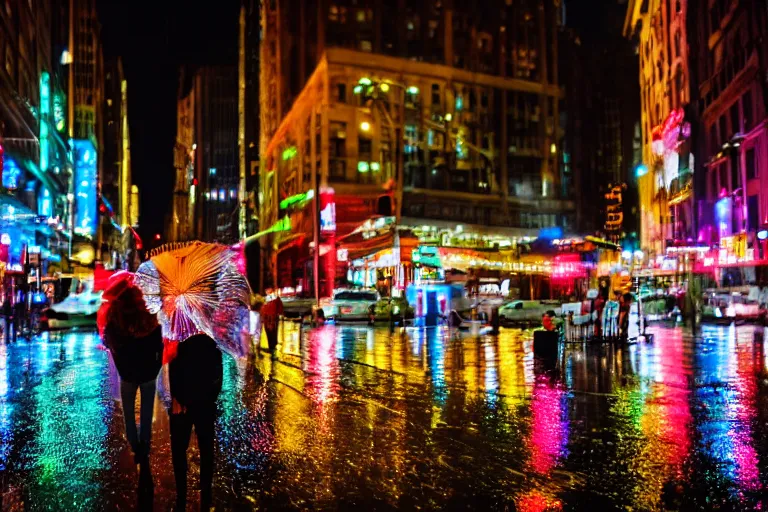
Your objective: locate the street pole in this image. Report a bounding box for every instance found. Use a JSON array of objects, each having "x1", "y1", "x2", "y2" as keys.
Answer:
[{"x1": 313, "y1": 135, "x2": 320, "y2": 307}]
